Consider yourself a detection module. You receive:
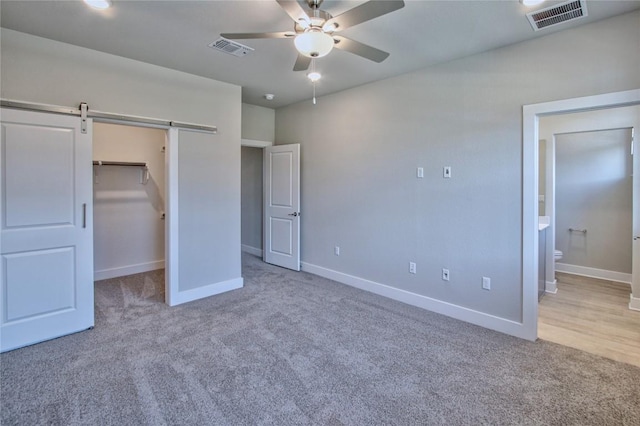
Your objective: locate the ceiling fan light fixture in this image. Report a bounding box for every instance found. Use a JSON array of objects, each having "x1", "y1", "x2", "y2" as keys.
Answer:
[
  {"x1": 322, "y1": 22, "x2": 338, "y2": 32},
  {"x1": 83, "y1": 0, "x2": 112, "y2": 10},
  {"x1": 307, "y1": 71, "x2": 321, "y2": 82},
  {"x1": 520, "y1": 0, "x2": 545, "y2": 6},
  {"x1": 294, "y1": 31, "x2": 334, "y2": 58}
]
